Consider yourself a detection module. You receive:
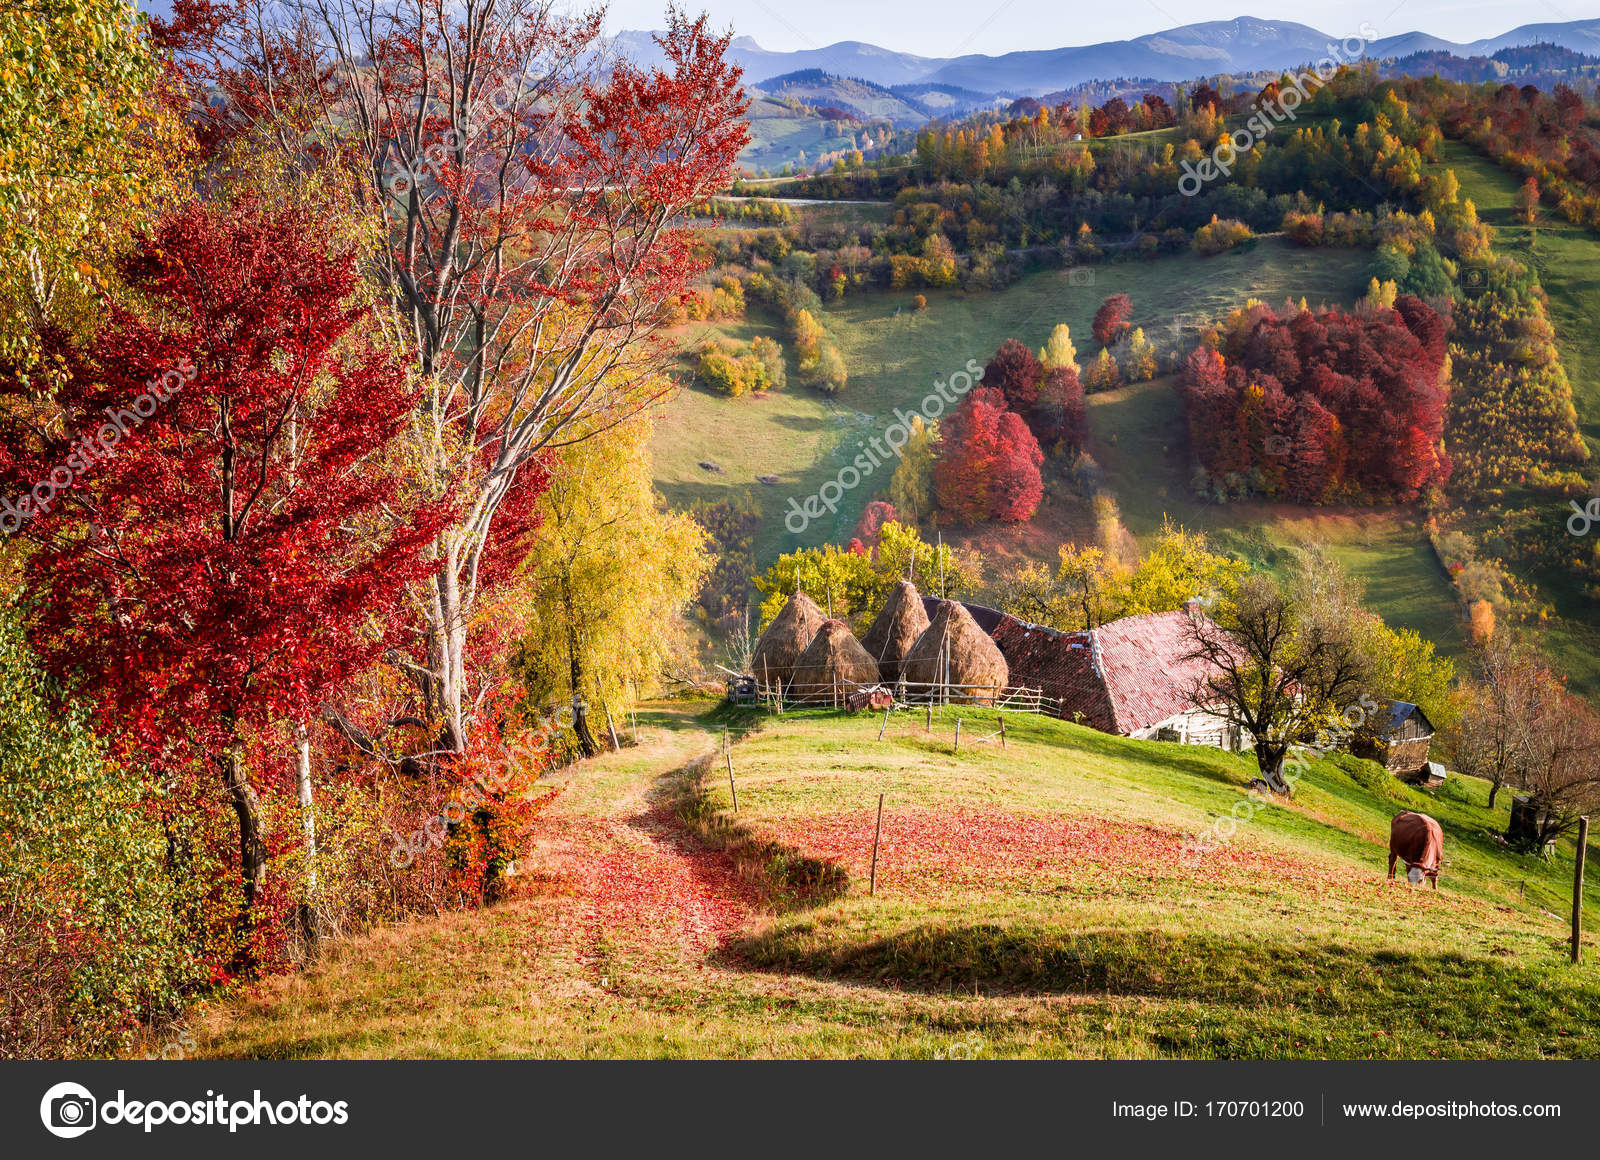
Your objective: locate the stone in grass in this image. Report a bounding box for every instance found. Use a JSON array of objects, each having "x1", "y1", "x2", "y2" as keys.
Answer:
[
  {"x1": 698, "y1": 461, "x2": 723, "y2": 473},
  {"x1": 756, "y1": 474, "x2": 780, "y2": 485}
]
